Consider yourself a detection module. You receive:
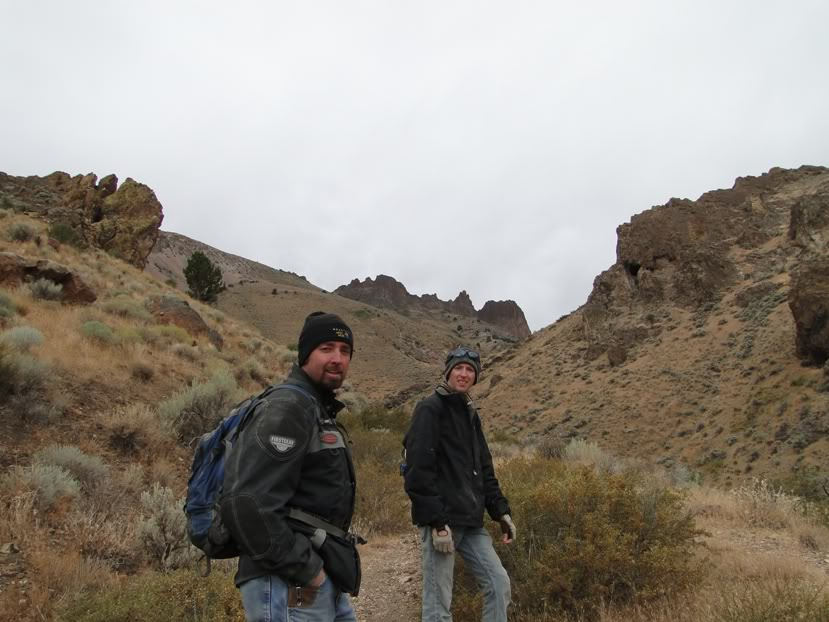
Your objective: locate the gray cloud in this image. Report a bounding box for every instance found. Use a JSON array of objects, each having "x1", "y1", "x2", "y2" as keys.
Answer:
[{"x1": 2, "y1": 1, "x2": 828, "y2": 330}]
